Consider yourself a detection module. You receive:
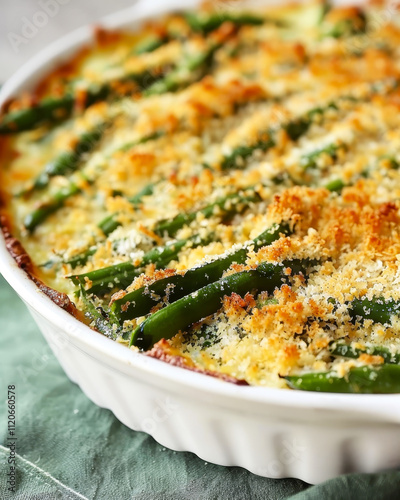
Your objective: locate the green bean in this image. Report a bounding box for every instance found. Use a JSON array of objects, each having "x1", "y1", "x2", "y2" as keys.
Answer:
[
  {"x1": 72, "y1": 261, "x2": 141, "y2": 296},
  {"x1": 221, "y1": 115, "x2": 315, "y2": 170},
  {"x1": 79, "y1": 285, "x2": 120, "y2": 339},
  {"x1": 144, "y1": 43, "x2": 220, "y2": 96},
  {"x1": 140, "y1": 235, "x2": 209, "y2": 267},
  {"x1": 285, "y1": 364, "x2": 400, "y2": 393},
  {"x1": 97, "y1": 132, "x2": 164, "y2": 236},
  {"x1": 24, "y1": 182, "x2": 81, "y2": 233},
  {"x1": 98, "y1": 181, "x2": 158, "y2": 236},
  {"x1": 328, "y1": 297, "x2": 400, "y2": 327},
  {"x1": 69, "y1": 234, "x2": 210, "y2": 296},
  {"x1": 319, "y1": 1, "x2": 332, "y2": 24},
  {"x1": 0, "y1": 84, "x2": 112, "y2": 134},
  {"x1": 323, "y1": 10, "x2": 367, "y2": 39},
  {"x1": 22, "y1": 122, "x2": 108, "y2": 195},
  {"x1": 24, "y1": 133, "x2": 163, "y2": 232},
  {"x1": 128, "y1": 182, "x2": 157, "y2": 205},
  {"x1": 116, "y1": 131, "x2": 165, "y2": 153},
  {"x1": 0, "y1": 95, "x2": 75, "y2": 134},
  {"x1": 301, "y1": 143, "x2": 340, "y2": 170},
  {"x1": 221, "y1": 115, "x2": 310, "y2": 170},
  {"x1": 112, "y1": 222, "x2": 291, "y2": 323},
  {"x1": 97, "y1": 215, "x2": 122, "y2": 237},
  {"x1": 39, "y1": 245, "x2": 97, "y2": 270},
  {"x1": 283, "y1": 117, "x2": 311, "y2": 141},
  {"x1": 257, "y1": 297, "x2": 279, "y2": 308},
  {"x1": 379, "y1": 156, "x2": 400, "y2": 170},
  {"x1": 154, "y1": 189, "x2": 261, "y2": 238},
  {"x1": 330, "y1": 342, "x2": 400, "y2": 364},
  {"x1": 0, "y1": 65, "x2": 168, "y2": 134},
  {"x1": 102, "y1": 67, "x2": 168, "y2": 95},
  {"x1": 315, "y1": 150, "x2": 396, "y2": 193},
  {"x1": 66, "y1": 247, "x2": 98, "y2": 269},
  {"x1": 348, "y1": 297, "x2": 400, "y2": 325},
  {"x1": 134, "y1": 35, "x2": 169, "y2": 55},
  {"x1": 130, "y1": 259, "x2": 312, "y2": 350},
  {"x1": 324, "y1": 179, "x2": 345, "y2": 192},
  {"x1": 185, "y1": 12, "x2": 264, "y2": 34},
  {"x1": 221, "y1": 101, "x2": 340, "y2": 171},
  {"x1": 221, "y1": 138, "x2": 275, "y2": 170}
]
